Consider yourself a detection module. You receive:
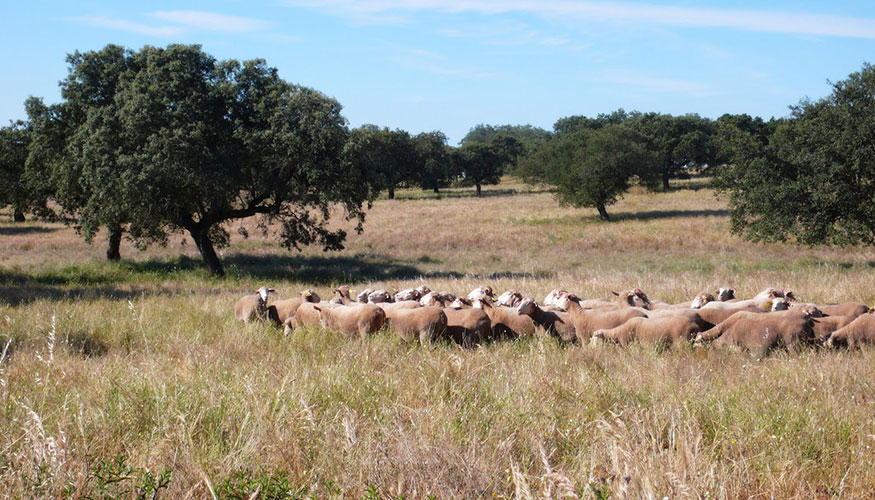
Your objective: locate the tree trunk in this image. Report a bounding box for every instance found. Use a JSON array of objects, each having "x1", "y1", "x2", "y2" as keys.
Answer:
[
  {"x1": 662, "y1": 168, "x2": 671, "y2": 191},
  {"x1": 13, "y1": 210, "x2": 24, "y2": 222},
  {"x1": 388, "y1": 184, "x2": 395, "y2": 200},
  {"x1": 433, "y1": 186, "x2": 439, "y2": 194},
  {"x1": 597, "y1": 204, "x2": 611, "y2": 221},
  {"x1": 476, "y1": 183, "x2": 482, "y2": 197},
  {"x1": 106, "y1": 225, "x2": 122, "y2": 261},
  {"x1": 190, "y1": 228, "x2": 225, "y2": 276}
]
